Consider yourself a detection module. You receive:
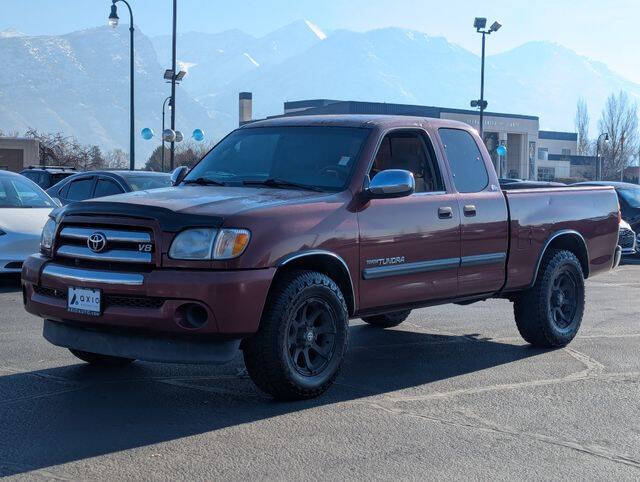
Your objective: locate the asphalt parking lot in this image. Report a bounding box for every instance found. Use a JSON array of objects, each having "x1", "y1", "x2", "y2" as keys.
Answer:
[{"x1": 1, "y1": 260, "x2": 639, "y2": 480}]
